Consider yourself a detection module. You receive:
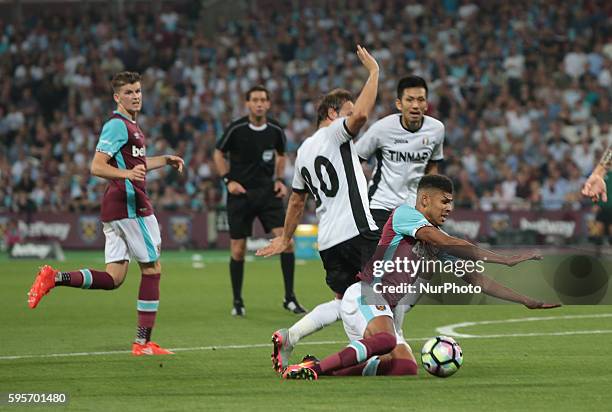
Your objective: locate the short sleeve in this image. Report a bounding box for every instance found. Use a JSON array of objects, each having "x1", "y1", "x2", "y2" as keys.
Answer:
[
  {"x1": 96, "y1": 118, "x2": 128, "y2": 157},
  {"x1": 328, "y1": 117, "x2": 356, "y2": 146},
  {"x1": 355, "y1": 123, "x2": 379, "y2": 161},
  {"x1": 430, "y1": 124, "x2": 445, "y2": 162},
  {"x1": 392, "y1": 205, "x2": 433, "y2": 238},
  {"x1": 274, "y1": 125, "x2": 287, "y2": 155},
  {"x1": 291, "y1": 150, "x2": 308, "y2": 193},
  {"x1": 216, "y1": 122, "x2": 236, "y2": 152}
]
